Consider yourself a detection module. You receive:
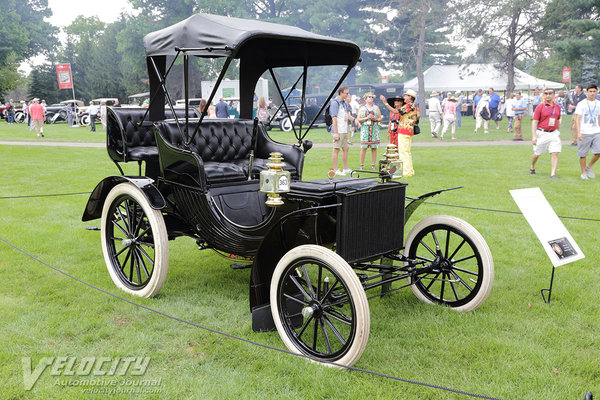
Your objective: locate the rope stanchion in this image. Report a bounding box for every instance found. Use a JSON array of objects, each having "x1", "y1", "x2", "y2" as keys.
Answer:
[{"x1": 0, "y1": 235, "x2": 504, "y2": 400}]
